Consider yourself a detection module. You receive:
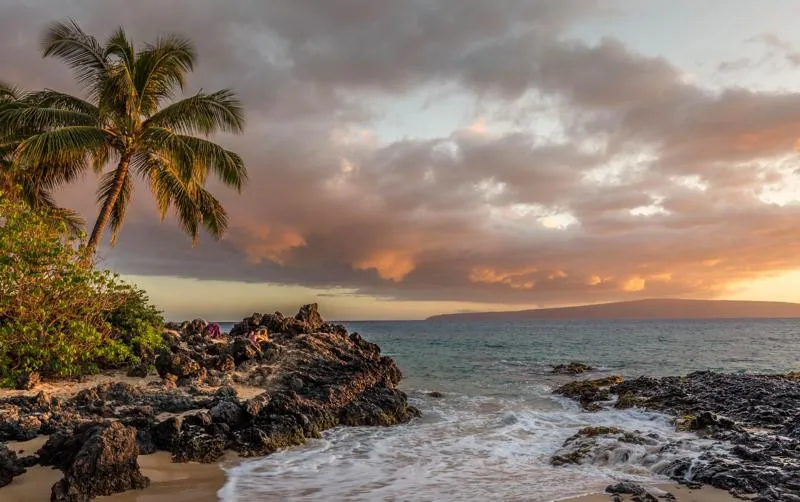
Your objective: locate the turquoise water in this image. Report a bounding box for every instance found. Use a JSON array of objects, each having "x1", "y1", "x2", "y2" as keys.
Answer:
[
  {"x1": 221, "y1": 318, "x2": 800, "y2": 502},
  {"x1": 344, "y1": 318, "x2": 800, "y2": 392}
]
